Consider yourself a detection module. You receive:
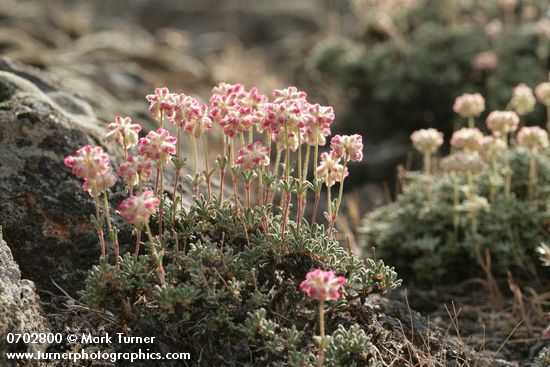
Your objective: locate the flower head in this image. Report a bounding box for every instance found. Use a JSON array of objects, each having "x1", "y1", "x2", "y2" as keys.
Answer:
[
  {"x1": 510, "y1": 83, "x2": 536, "y2": 116},
  {"x1": 537, "y1": 18, "x2": 550, "y2": 39},
  {"x1": 450, "y1": 128, "x2": 483, "y2": 152},
  {"x1": 105, "y1": 116, "x2": 142, "y2": 150},
  {"x1": 118, "y1": 190, "x2": 160, "y2": 225},
  {"x1": 303, "y1": 103, "x2": 334, "y2": 146},
  {"x1": 485, "y1": 19, "x2": 502, "y2": 40},
  {"x1": 536, "y1": 82, "x2": 550, "y2": 106},
  {"x1": 517, "y1": 126, "x2": 549, "y2": 152},
  {"x1": 471, "y1": 51, "x2": 498, "y2": 72},
  {"x1": 453, "y1": 93, "x2": 485, "y2": 118},
  {"x1": 82, "y1": 171, "x2": 117, "y2": 197},
  {"x1": 170, "y1": 94, "x2": 212, "y2": 139},
  {"x1": 300, "y1": 269, "x2": 345, "y2": 302},
  {"x1": 440, "y1": 152, "x2": 485, "y2": 174},
  {"x1": 64, "y1": 145, "x2": 111, "y2": 180},
  {"x1": 236, "y1": 141, "x2": 270, "y2": 170},
  {"x1": 138, "y1": 128, "x2": 177, "y2": 163},
  {"x1": 117, "y1": 155, "x2": 153, "y2": 187},
  {"x1": 146, "y1": 87, "x2": 173, "y2": 121},
  {"x1": 486, "y1": 111, "x2": 519, "y2": 137},
  {"x1": 330, "y1": 134, "x2": 363, "y2": 162},
  {"x1": 316, "y1": 151, "x2": 349, "y2": 187},
  {"x1": 410, "y1": 128, "x2": 444, "y2": 154}
]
